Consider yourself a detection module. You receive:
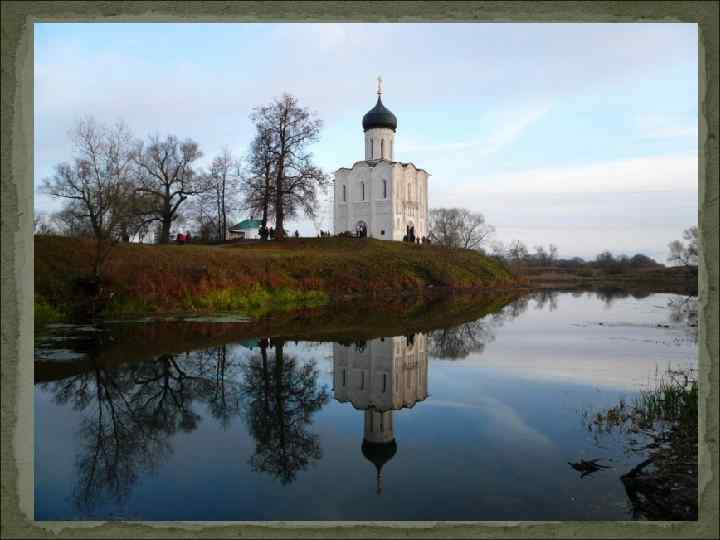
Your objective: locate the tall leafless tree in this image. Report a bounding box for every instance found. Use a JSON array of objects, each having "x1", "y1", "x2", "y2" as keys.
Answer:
[
  {"x1": 42, "y1": 117, "x2": 136, "y2": 277},
  {"x1": 207, "y1": 148, "x2": 239, "y2": 242},
  {"x1": 132, "y1": 134, "x2": 204, "y2": 243},
  {"x1": 241, "y1": 126, "x2": 276, "y2": 238},
  {"x1": 250, "y1": 94, "x2": 328, "y2": 239},
  {"x1": 506, "y1": 239, "x2": 529, "y2": 262}
]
